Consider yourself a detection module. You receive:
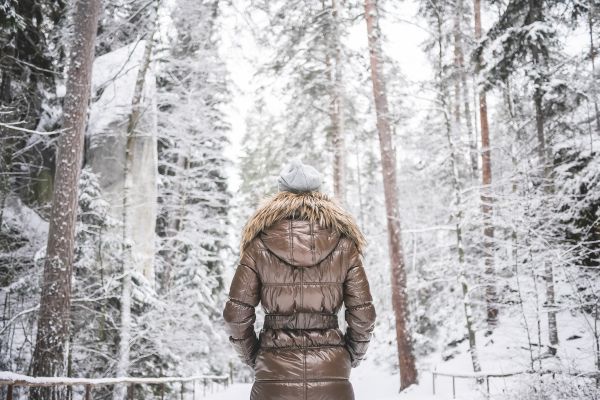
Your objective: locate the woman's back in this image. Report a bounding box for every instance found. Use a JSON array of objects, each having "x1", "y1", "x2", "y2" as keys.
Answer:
[{"x1": 223, "y1": 164, "x2": 376, "y2": 400}]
